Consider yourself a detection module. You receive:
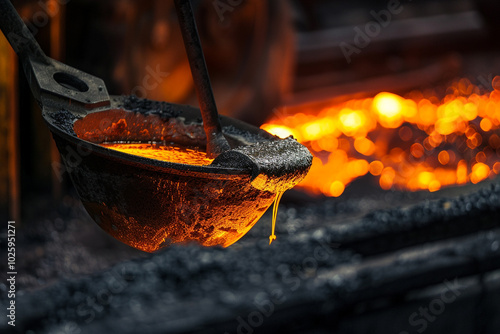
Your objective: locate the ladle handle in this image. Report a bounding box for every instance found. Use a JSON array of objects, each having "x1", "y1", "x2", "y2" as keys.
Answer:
[
  {"x1": 0, "y1": 0, "x2": 110, "y2": 111},
  {"x1": 0, "y1": 0, "x2": 49, "y2": 64},
  {"x1": 174, "y1": 0, "x2": 231, "y2": 158}
]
